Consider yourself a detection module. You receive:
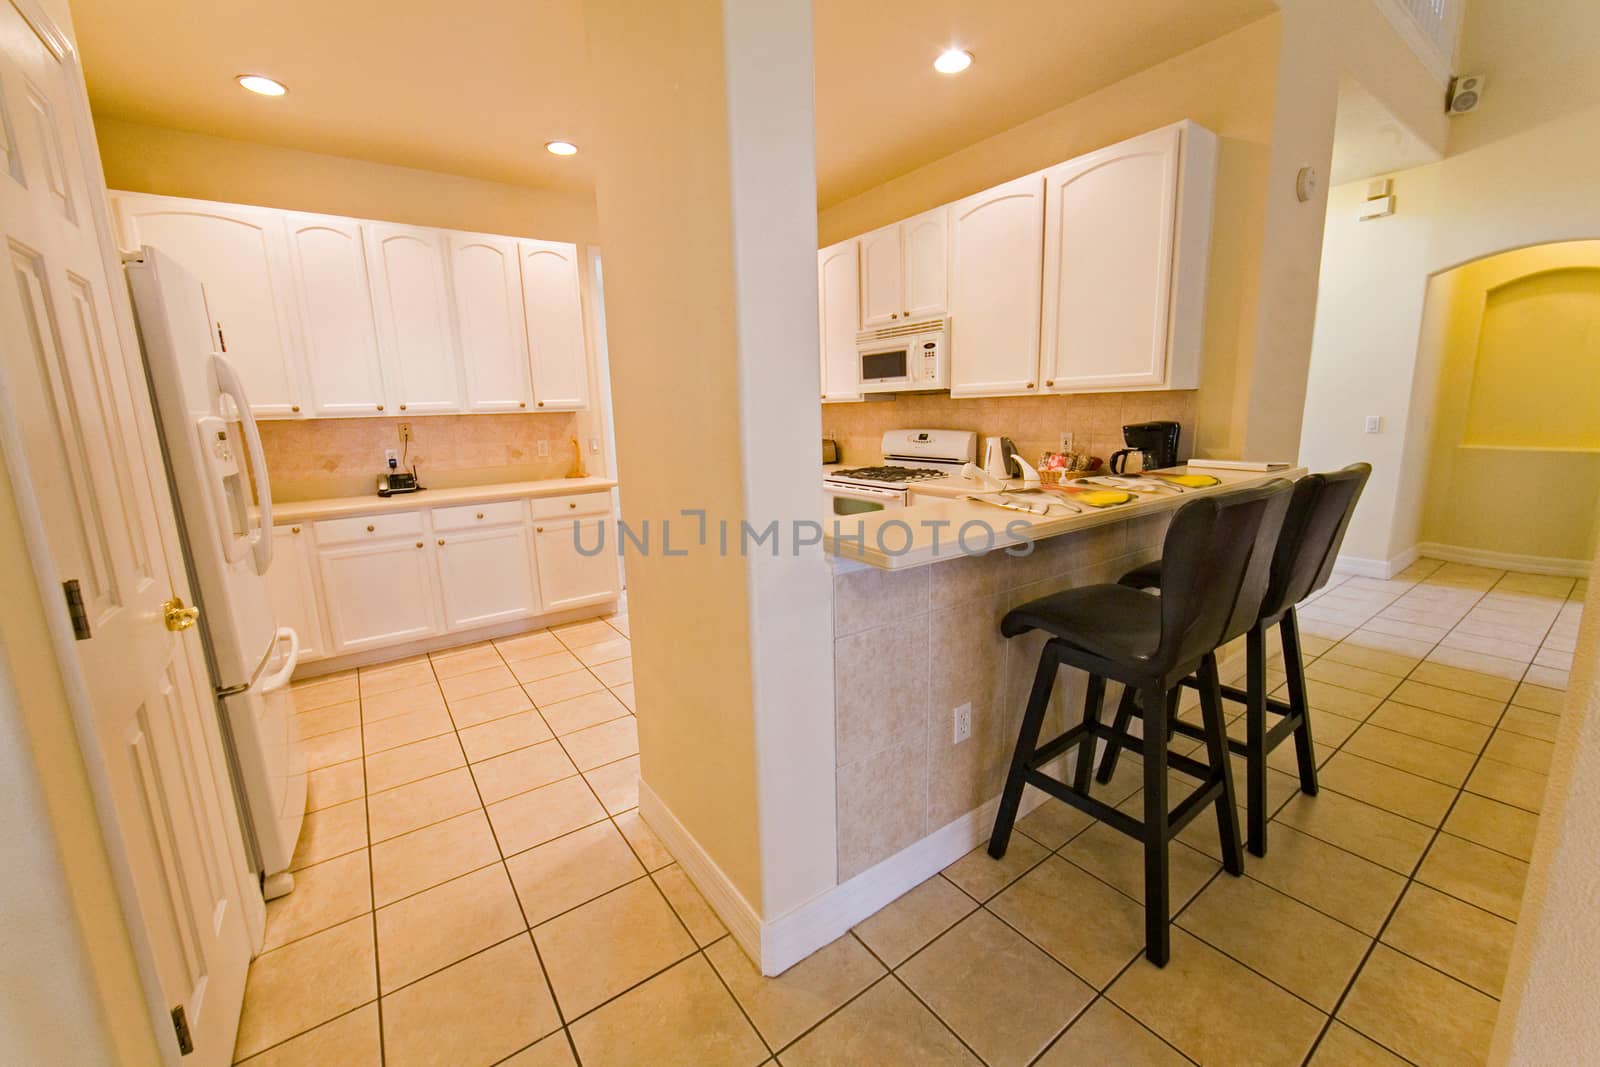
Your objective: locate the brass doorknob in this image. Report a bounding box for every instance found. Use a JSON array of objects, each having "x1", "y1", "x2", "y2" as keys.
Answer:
[{"x1": 162, "y1": 596, "x2": 200, "y2": 632}]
